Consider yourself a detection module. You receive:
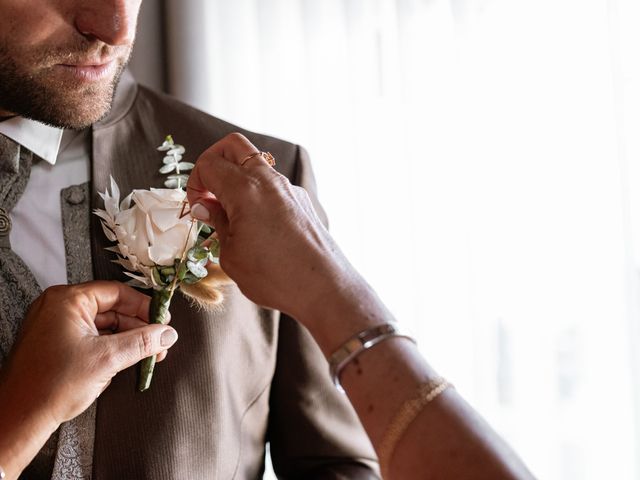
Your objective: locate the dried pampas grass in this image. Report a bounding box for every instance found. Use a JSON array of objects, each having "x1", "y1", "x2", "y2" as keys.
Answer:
[{"x1": 180, "y1": 262, "x2": 234, "y2": 311}]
